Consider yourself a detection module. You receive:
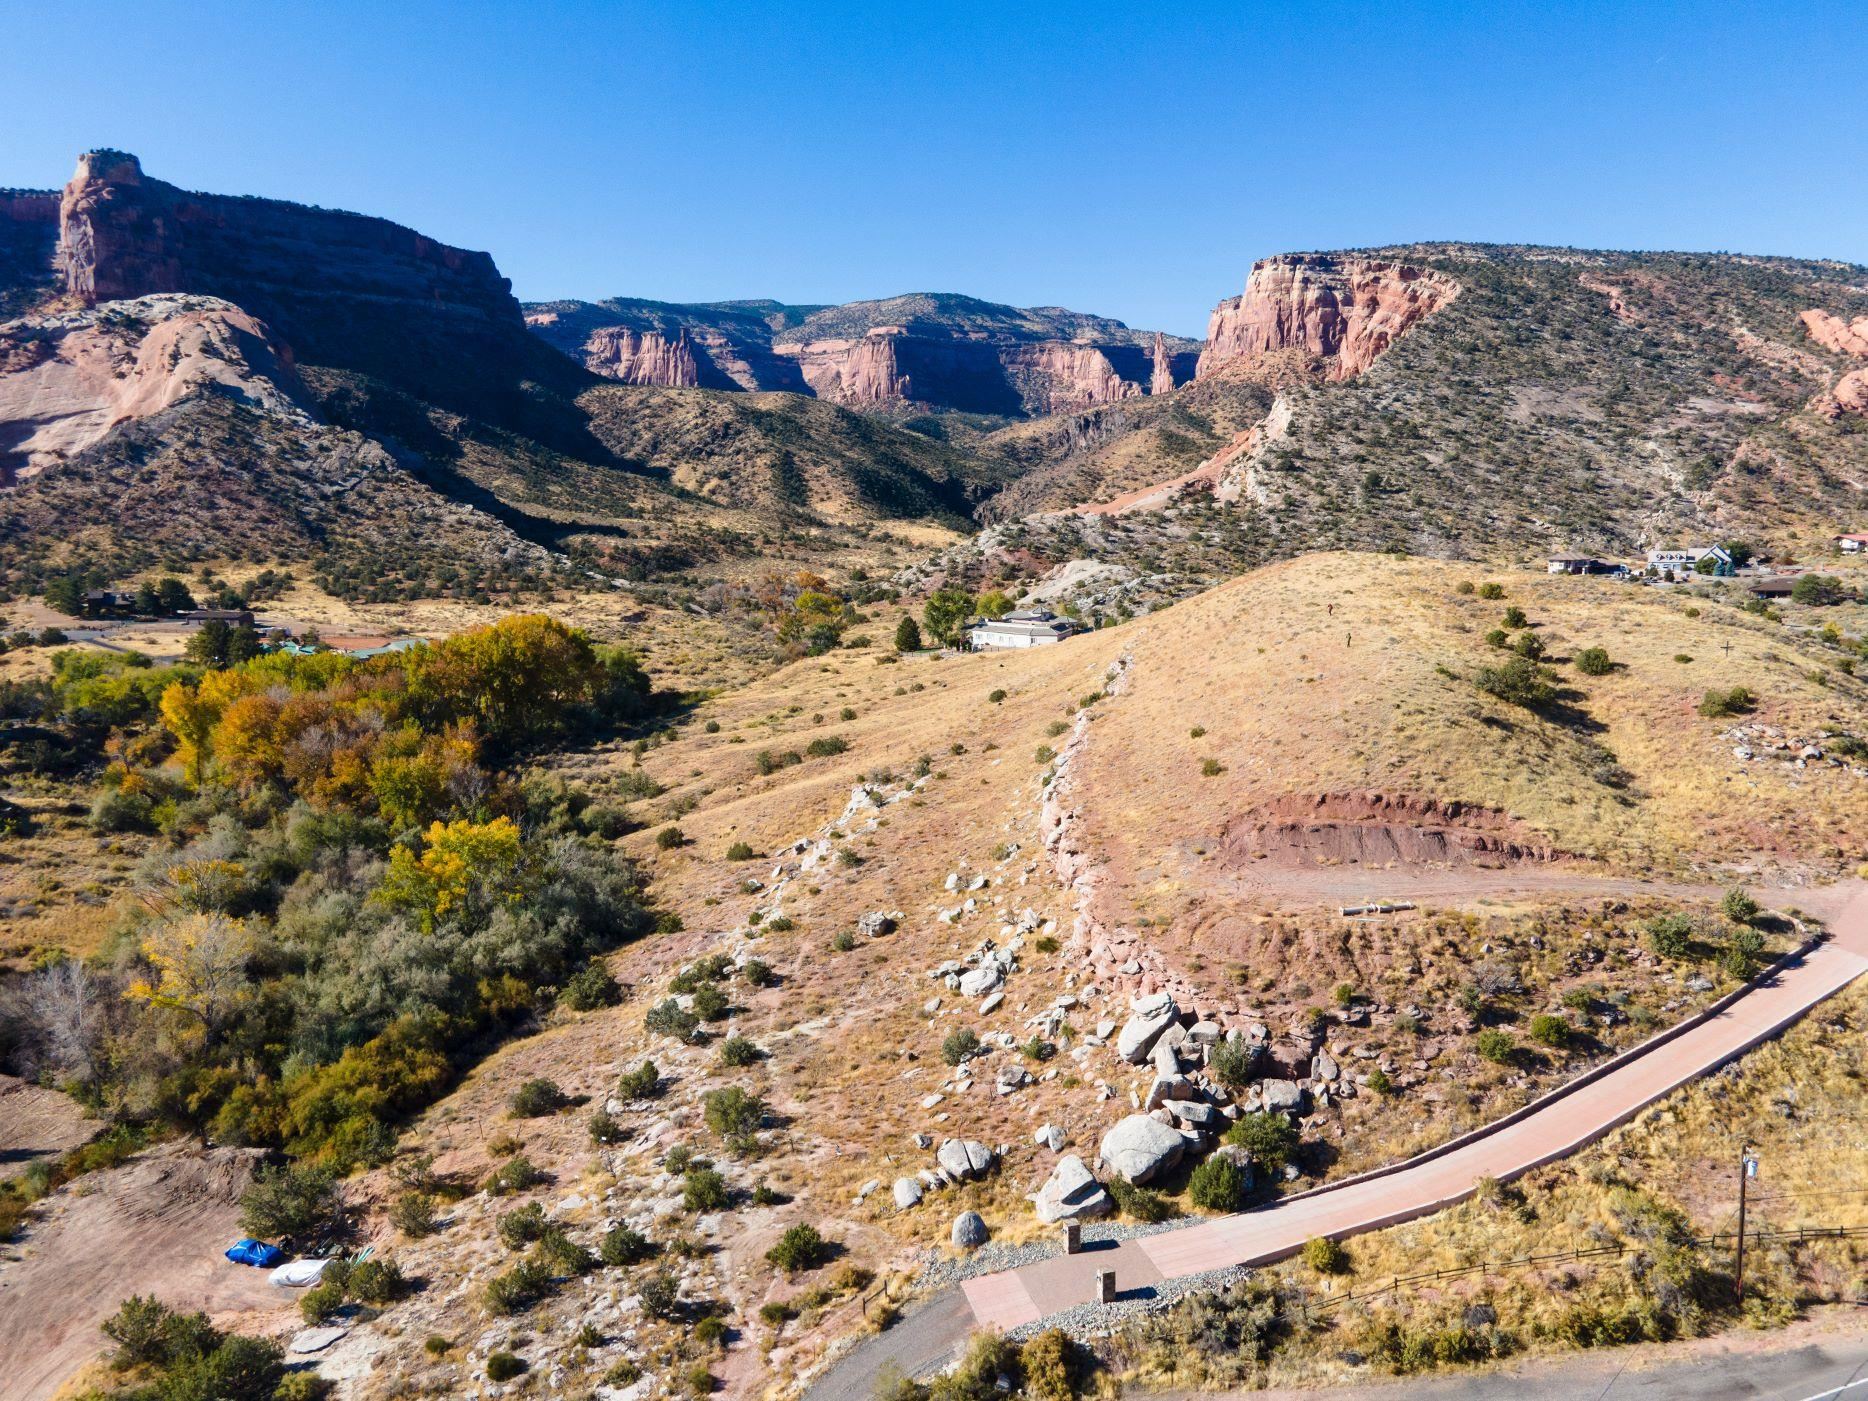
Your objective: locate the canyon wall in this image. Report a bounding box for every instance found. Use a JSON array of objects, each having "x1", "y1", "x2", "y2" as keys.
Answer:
[
  {"x1": 531, "y1": 297, "x2": 1200, "y2": 417},
  {"x1": 1, "y1": 190, "x2": 60, "y2": 316},
  {"x1": 1196, "y1": 254, "x2": 1460, "y2": 382}
]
